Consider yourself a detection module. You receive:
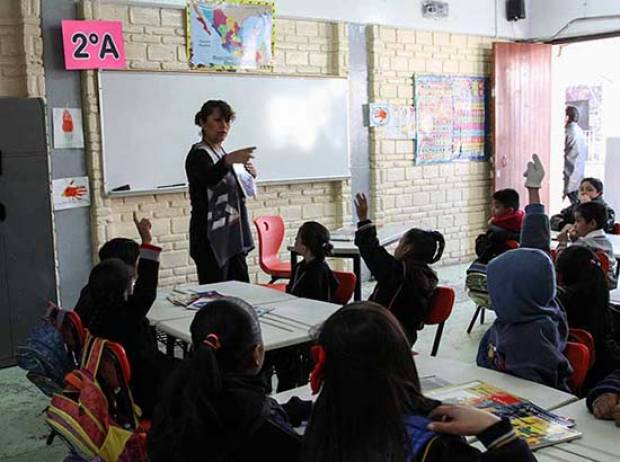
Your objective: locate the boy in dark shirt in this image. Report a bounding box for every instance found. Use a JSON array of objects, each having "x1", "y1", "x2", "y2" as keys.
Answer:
[{"x1": 475, "y1": 189, "x2": 524, "y2": 264}]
